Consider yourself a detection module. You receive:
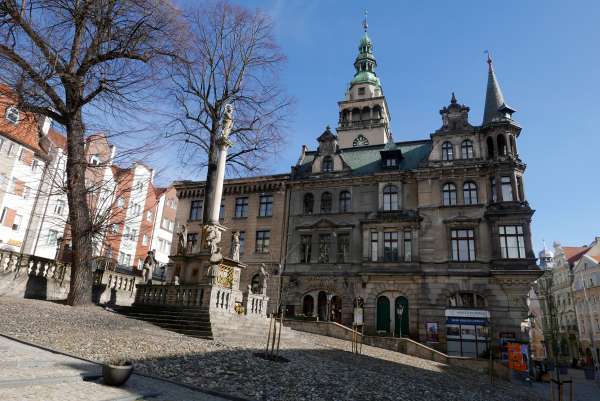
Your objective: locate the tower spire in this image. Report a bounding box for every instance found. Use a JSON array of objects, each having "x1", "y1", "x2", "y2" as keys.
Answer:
[
  {"x1": 482, "y1": 51, "x2": 514, "y2": 124},
  {"x1": 363, "y1": 10, "x2": 368, "y2": 32}
]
